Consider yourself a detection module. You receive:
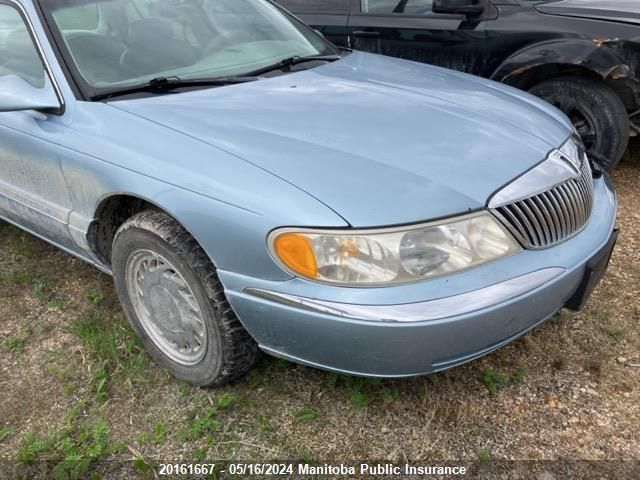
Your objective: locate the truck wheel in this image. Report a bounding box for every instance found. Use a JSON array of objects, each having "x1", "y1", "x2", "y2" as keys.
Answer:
[
  {"x1": 529, "y1": 76, "x2": 629, "y2": 171},
  {"x1": 111, "y1": 210, "x2": 259, "y2": 387}
]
